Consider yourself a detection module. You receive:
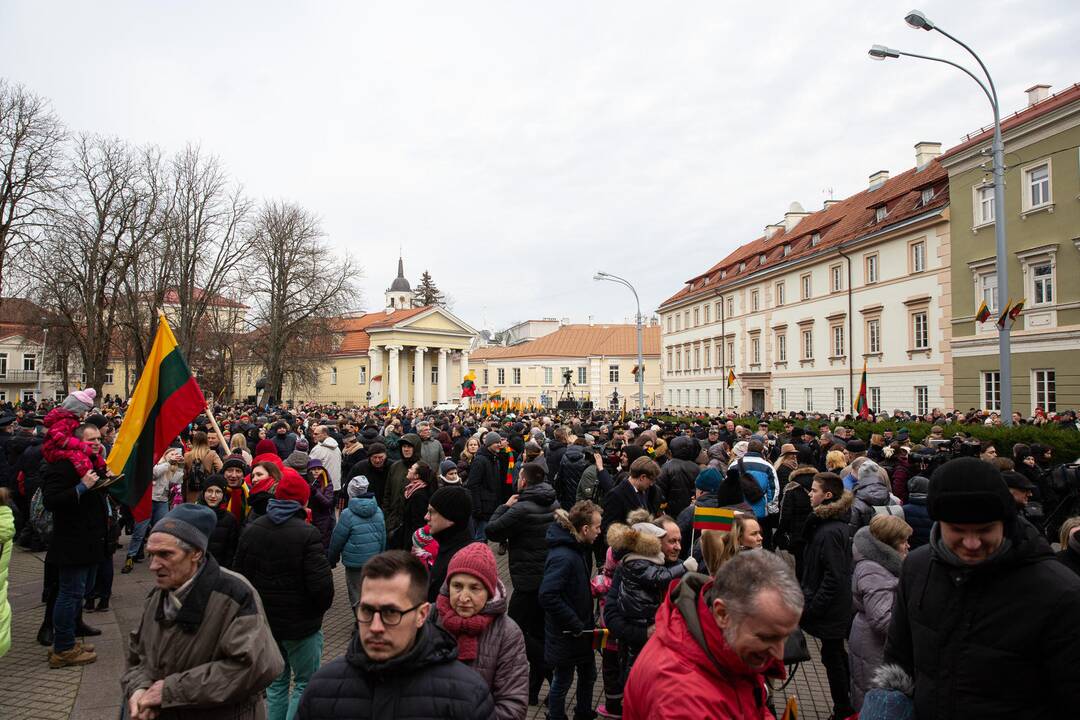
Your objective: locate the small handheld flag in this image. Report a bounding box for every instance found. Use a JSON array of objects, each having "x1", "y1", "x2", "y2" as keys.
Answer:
[
  {"x1": 693, "y1": 506, "x2": 736, "y2": 532},
  {"x1": 592, "y1": 628, "x2": 610, "y2": 651},
  {"x1": 975, "y1": 299, "x2": 991, "y2": 323}
]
